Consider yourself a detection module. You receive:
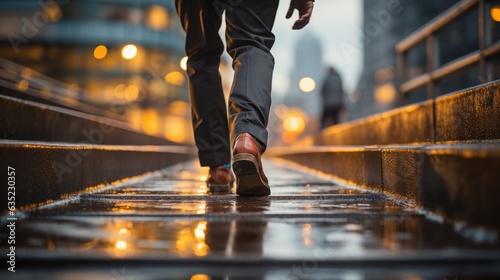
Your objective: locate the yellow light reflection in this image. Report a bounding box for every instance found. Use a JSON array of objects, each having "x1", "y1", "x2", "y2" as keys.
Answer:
[
  {"x1": 382, "y1": 219, "x2": 398, "y2": 251},
  {"x1": 302, "y1": 223, "x2": 313, "y2": 247},
  {"x1": 198, "y1": 185, "x2": 207, "y2": 194},
  {"x1": 121, "y1": 44, "x2": 138, "y2": 60},
  {"x1": 194, "y1": 228, "x2": 205, "y2": 240},
  {"x1": 115, "y1": 240, "x2": 127, "y2": 250},
  {"x1": 191, "y1": 274, "x2": 212, "y2": 280},
  {"x1": 197, "y1": 221, "x2": 207, "y2": 232},
  {"x1": 298, "y1": 77, "x2": 316, "y2": 93},
  {"x1": 196, "y1": 202, "x2": 206, "y2": 215},
  {"x1": 176, "y1": 228, "x2": 193, "y2": 252},
  {"x1": 94, "y1": 45, "x2": 107, "y2": 59},
  {"x1": 165, "y1": 71, "x2": 185, "y2": 86},
  {"x1": 194, "y1": 221, "x2": 209, "y2": 256},
  {"x1": 195, "y1": 243, "x2": 209, "y2": 256},
  {"x1": 17, "y1": 80, "x2": 29, "y2": 91},
  {"x1": 491, "y1": 7, "x2": 500, "y2": 22},
  {"x1": 175, "y1": 220, "x2": 210, "y2": 257},
  {"x1": 146, "y1": 5, "x2": 169, "y2": 30},
  {"x1": 374, "y1": 83, "x2": 397, "y2": 105},
  {"x1": 180, "y1": 56, "x2": 188, "y2": 71},
  {"x1": 104, "y1": 220, "x2": 136, "y2": 257},
  {"x1": 119, "y1": 228, "x2": 131, "y2": 236}
]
